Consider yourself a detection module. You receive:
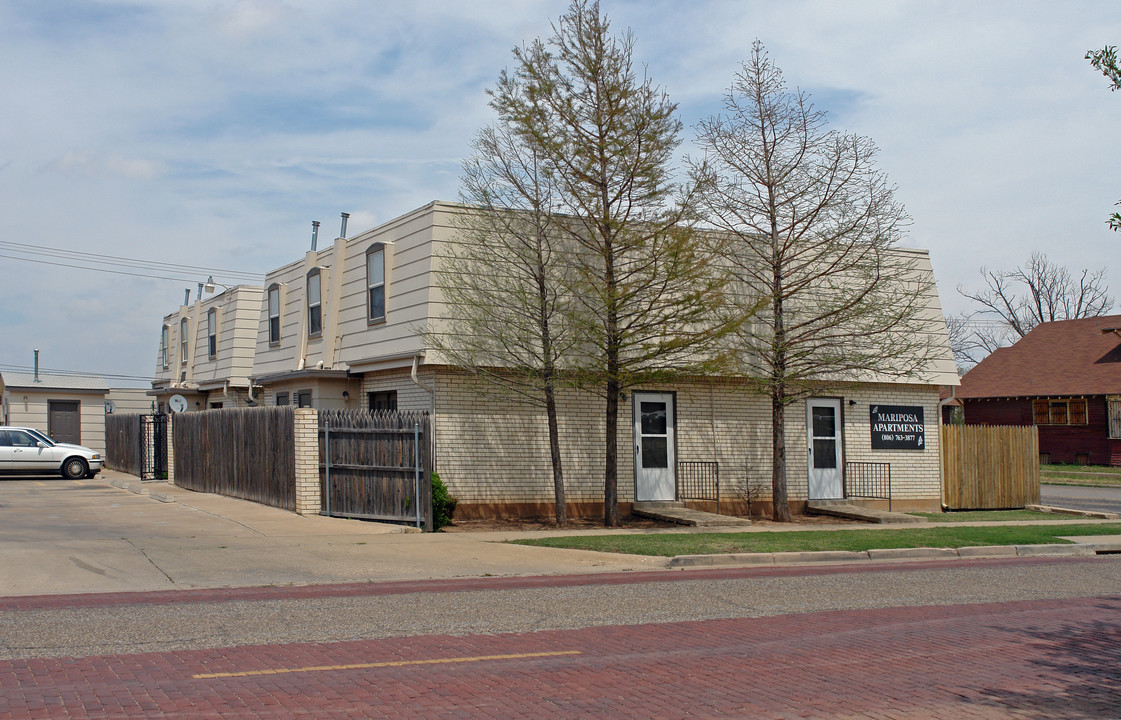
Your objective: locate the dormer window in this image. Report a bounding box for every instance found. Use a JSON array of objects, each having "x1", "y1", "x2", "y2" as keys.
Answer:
[
  {"x1": 267, "y1": 284, "x2": 281, "y2": 345},
  {"x1": 307, "y1": 269, "x2": 322, "y2": 338},
  {"x1": 367, "y1": 243, "x2": 386, "y2": 323},
  {"x1": 180, "y1": 318, "x2": 189, "y2": 365},
  {"x1": 207, "y1": 308, "x2": 218, "y2": 359}
]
